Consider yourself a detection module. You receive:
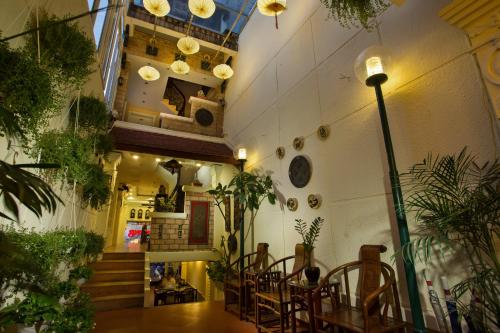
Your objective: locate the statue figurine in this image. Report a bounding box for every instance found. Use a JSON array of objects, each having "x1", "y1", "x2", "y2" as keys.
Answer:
[{"x1": 155, "y1": 185, "x2": 169, "y2": 212}]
